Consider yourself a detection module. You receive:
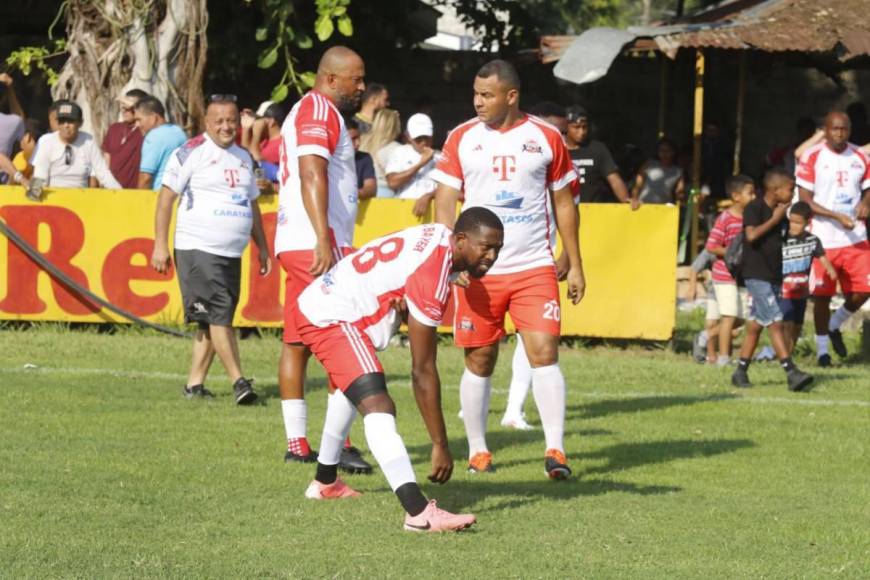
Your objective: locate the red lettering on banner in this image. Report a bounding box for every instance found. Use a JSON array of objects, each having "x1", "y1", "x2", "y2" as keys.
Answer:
[
  {"x1": 0, "y1": 205, "x2": 98, "y2": 315},
  {"x1": 102, "y1": 238, "x2": 172, "y2": 317},
  {"x1": 241, "y1": 211, "x2": 282, "y2": 321}
]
